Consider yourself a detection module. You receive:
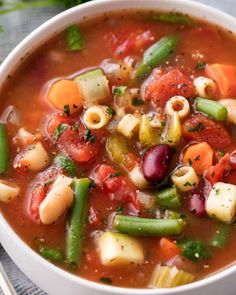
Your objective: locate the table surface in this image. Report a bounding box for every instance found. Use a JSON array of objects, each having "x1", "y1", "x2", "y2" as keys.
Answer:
[{"x1": 0, "y1": 0, "x2": 236, "y2": 294}]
